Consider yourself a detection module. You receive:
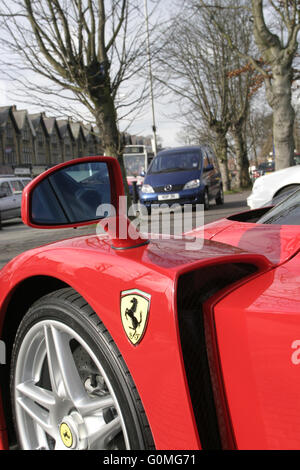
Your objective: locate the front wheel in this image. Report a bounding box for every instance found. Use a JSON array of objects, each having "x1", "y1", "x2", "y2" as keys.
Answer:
[
  {"x1": 215, "y1": 186, "x2": 224, "y2": 205},
  {"x1": 203, "y1": 188, "x2": 210, "y2": 211},
  {"x1": 10, "y1": 288, "x2": 154, "y2": 450}
]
